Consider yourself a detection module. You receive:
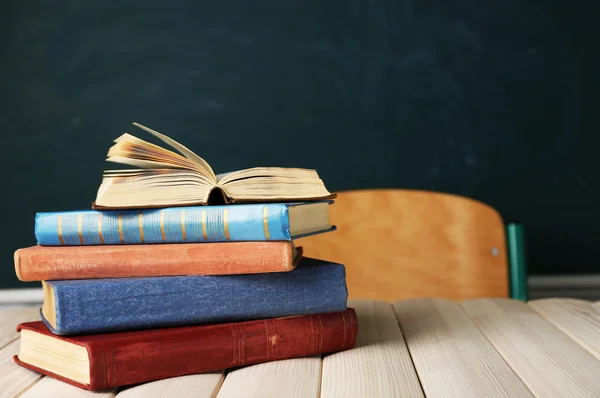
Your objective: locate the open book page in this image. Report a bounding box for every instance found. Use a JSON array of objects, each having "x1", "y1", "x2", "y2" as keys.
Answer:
[
  {"x1": 111, "y1": 134, "x2": 201, "y2": 170},
  {"x1": 93, "y1": 123, "x2": 334, "y2": 208},
  {"x1": 215, "y1": 167, "x2": 332, "y2": 200},
  {"x1": 217, "y1": 167, "x2": 323, "y2": 185},
  {"x1": 105, "y1": 156, "x2": 208, "y2": 174},
  {"x1": 224, "y1": 181, "x2": 331, "y2": 199},
  {"x1": 106, "y1": 131, "x2": 215, "y2": 182},
  {"x1": 132, "y1": 122, "x2": 216, "y2": 181},
  {"x1": 215, "y1": 170, "x2": 237, "y2": 181},
  {"x1": 95, "y1": 172, "x2": 212, "y2": 208}
]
